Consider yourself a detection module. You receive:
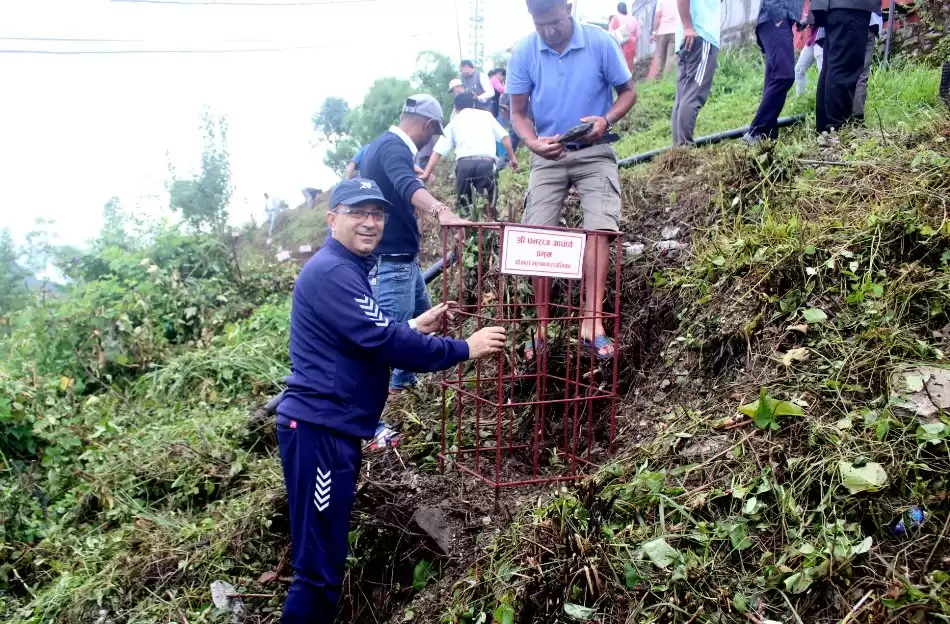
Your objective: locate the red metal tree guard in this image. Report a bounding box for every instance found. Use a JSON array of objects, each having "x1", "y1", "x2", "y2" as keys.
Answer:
[{"x1": 438, "y1": 223, "x2": 622, "y2": 490}]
